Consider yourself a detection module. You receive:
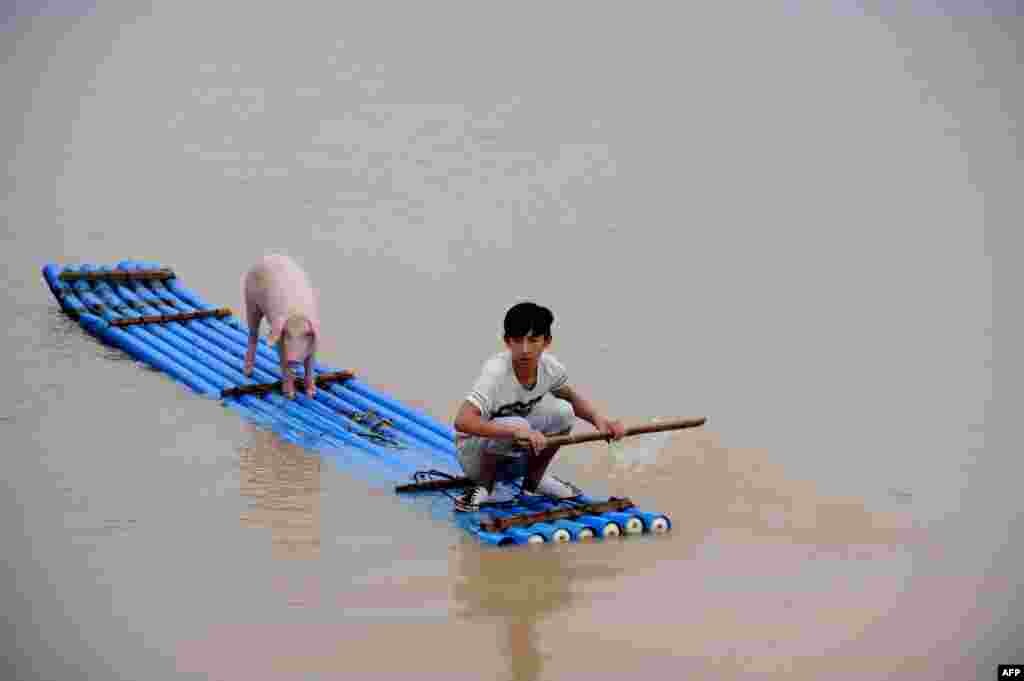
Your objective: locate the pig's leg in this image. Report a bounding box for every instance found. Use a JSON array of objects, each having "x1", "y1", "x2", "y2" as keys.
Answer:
[
  {"x1": 279, "y1": 337, "x2": 295, "y2": 399},
  {"x1": 304, "y1": 354, "x2": 316, "y2": 398},
  {"x1": 244, "y1": 305, "x2": 263, "y2": 376}
]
